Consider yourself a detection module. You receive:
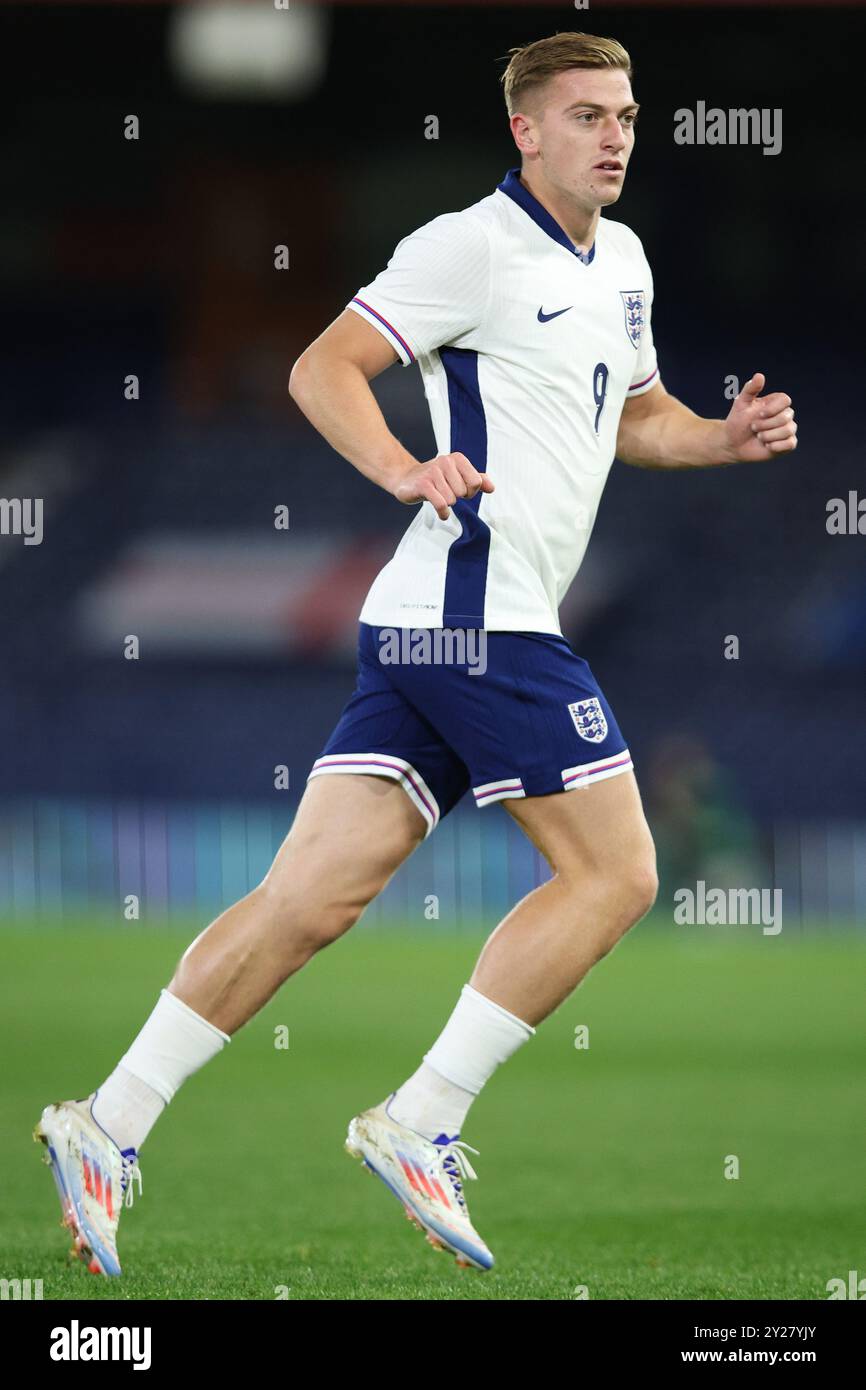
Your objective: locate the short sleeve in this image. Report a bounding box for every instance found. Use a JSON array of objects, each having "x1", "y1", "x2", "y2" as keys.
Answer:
[
  {"x1": 346, "y1": 212, "x2": 491, "y2": 366},
  {"x1": 626, "y1": 266, "x2": 659, "y2": 397}
]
